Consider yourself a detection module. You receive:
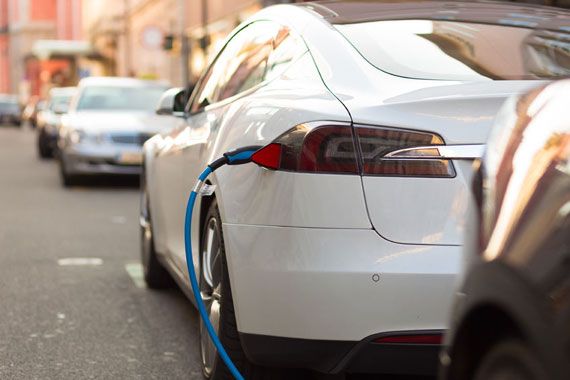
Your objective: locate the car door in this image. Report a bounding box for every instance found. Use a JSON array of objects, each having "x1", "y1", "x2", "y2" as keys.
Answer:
[{"x1": 154, "y1": 21, "x2": 280, "y2": 278}]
